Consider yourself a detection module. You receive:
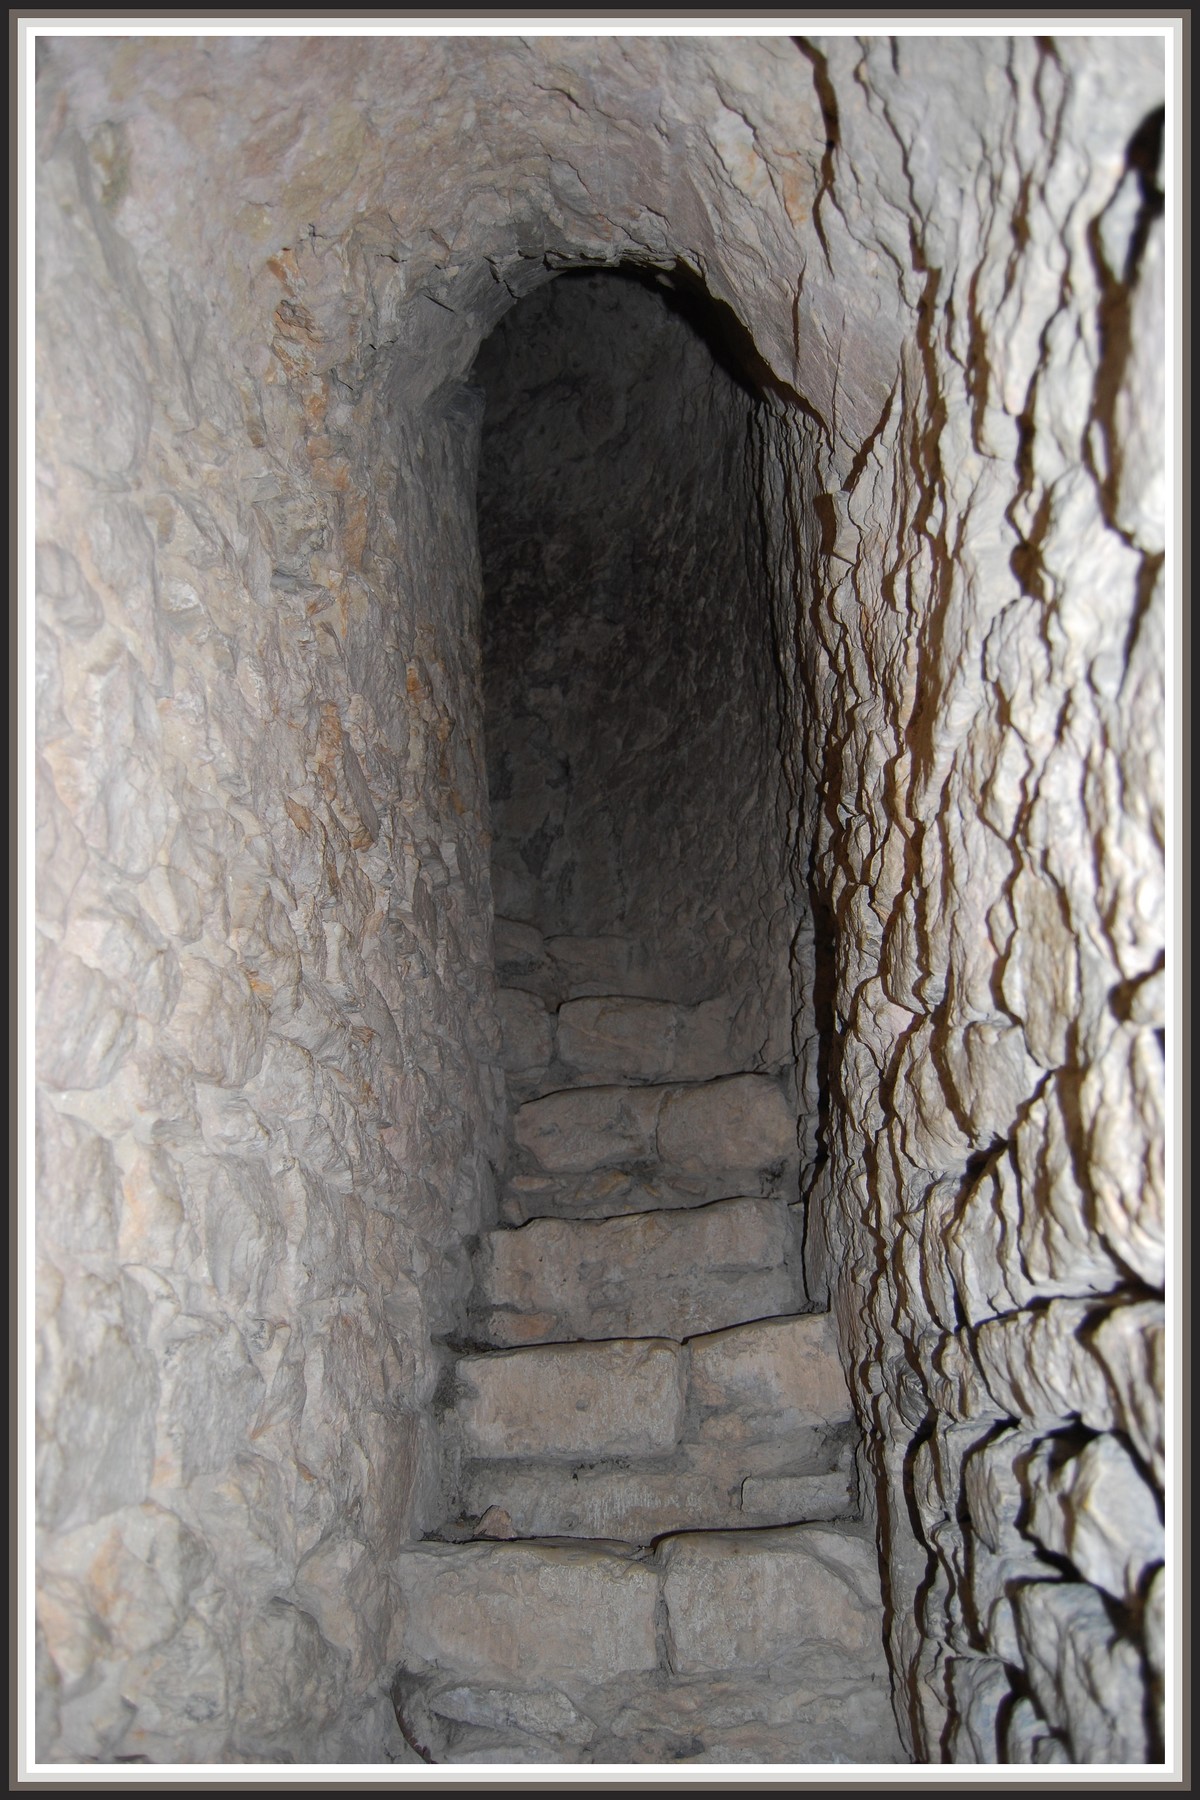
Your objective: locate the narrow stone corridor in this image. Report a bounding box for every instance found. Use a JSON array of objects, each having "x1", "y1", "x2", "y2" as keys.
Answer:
[
  {"x1": 30, "y1": 31, "x2": 1170, "y2": 1771},
  {"x1": 383, "y1": 268, "x2": 902, "y2": 1762}
]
